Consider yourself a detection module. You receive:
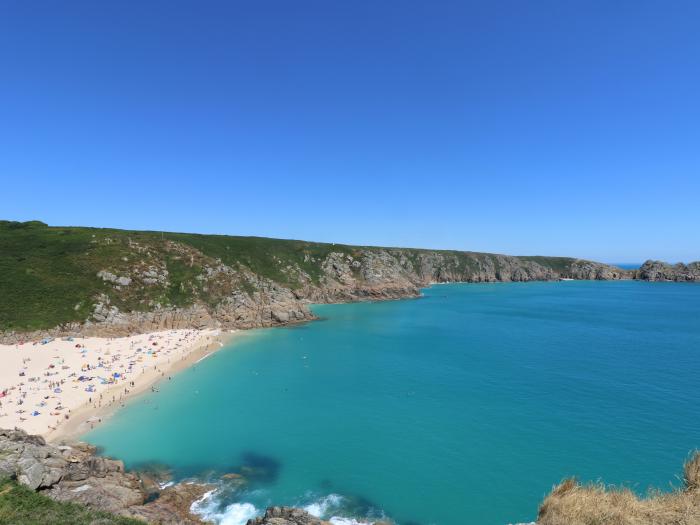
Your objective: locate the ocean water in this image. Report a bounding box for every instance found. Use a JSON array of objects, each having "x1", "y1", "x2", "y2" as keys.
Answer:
[{"x1": 85, "y1": 281, "x2": 700, "y2": 525}]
